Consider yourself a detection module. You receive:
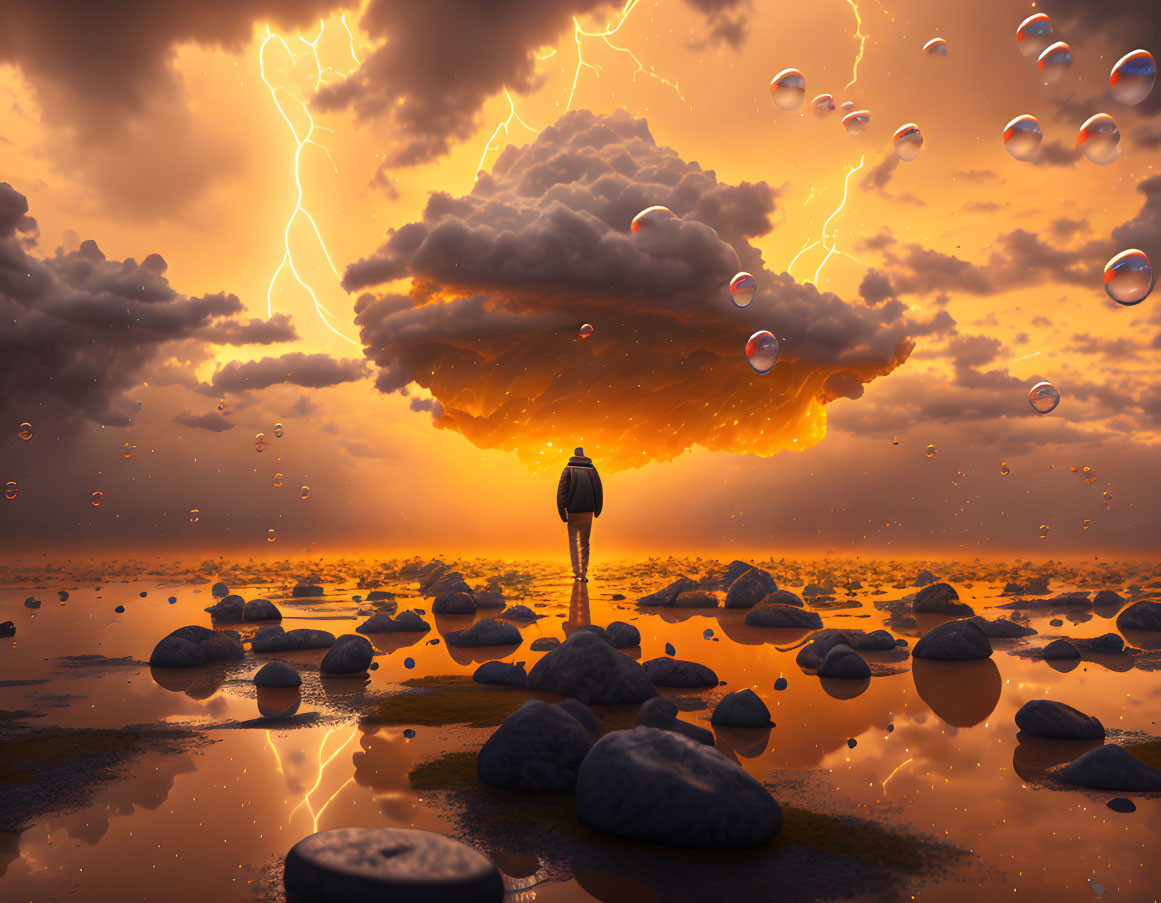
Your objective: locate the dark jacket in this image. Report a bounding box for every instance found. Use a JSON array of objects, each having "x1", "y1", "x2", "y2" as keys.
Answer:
[{"x1": 557, "y1": 455, "x2": 603, "y2": 522}]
